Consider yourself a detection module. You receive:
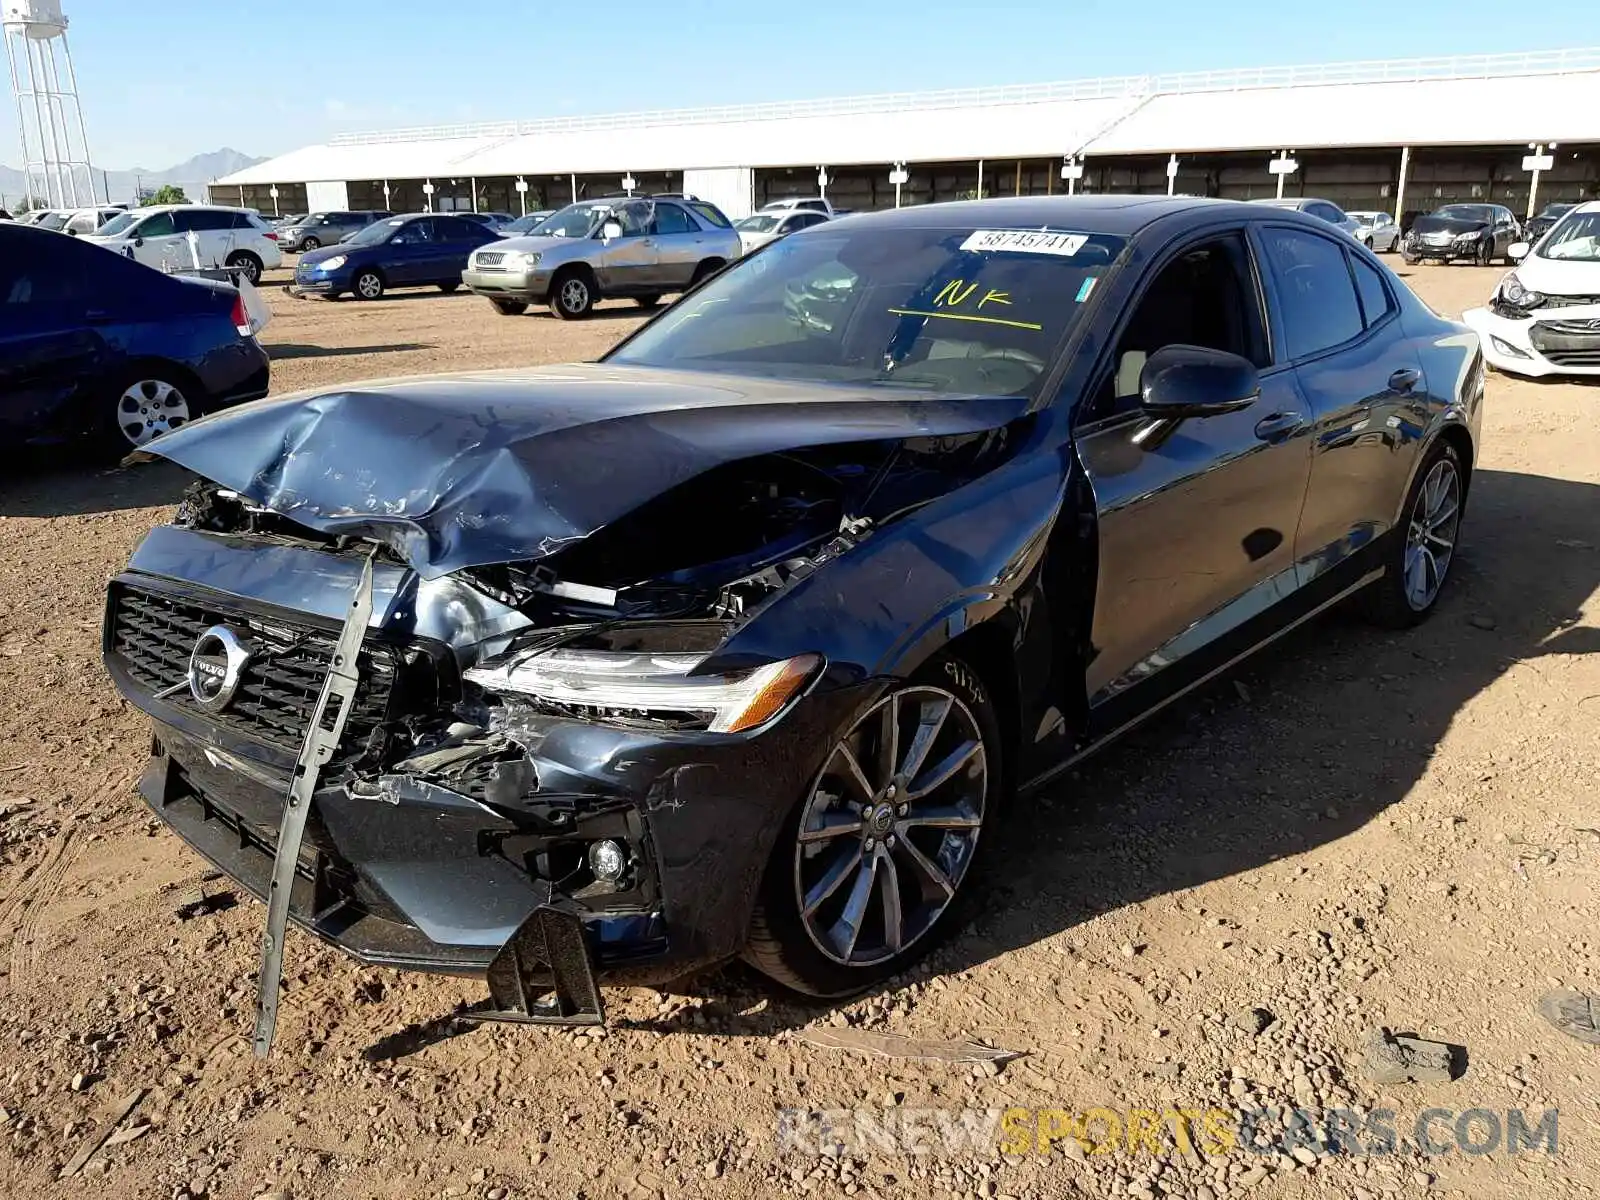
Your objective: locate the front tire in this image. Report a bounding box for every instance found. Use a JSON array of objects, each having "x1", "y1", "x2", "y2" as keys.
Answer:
[
  {"x1": 744, "y1": 652, "x2": 1002, "y2": 998},
  {"x1": 491, "y1": 298, "x2": 529, "y2": 316},
  {"x1": 1362, "y1": 440, "x2": 1465, "y2": 628},
  {"x1": 301, "y1": 235, "x2": 321, "y2": 251},
  {"x1": 550, "y1": 269, "x2": 595, "y2": 319},
  {"x1": 438, "y1": 281, "x2": 461, "y2": 294},
  {"x1": 226, "y1": 251, "x2": 263, "y2": 285},
  {"x1": 353, "y1": 270, "x2": 385, "y2": 301},
  {"x1": 635, "y1": 294, "x2": 662, "y2": 309}
]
